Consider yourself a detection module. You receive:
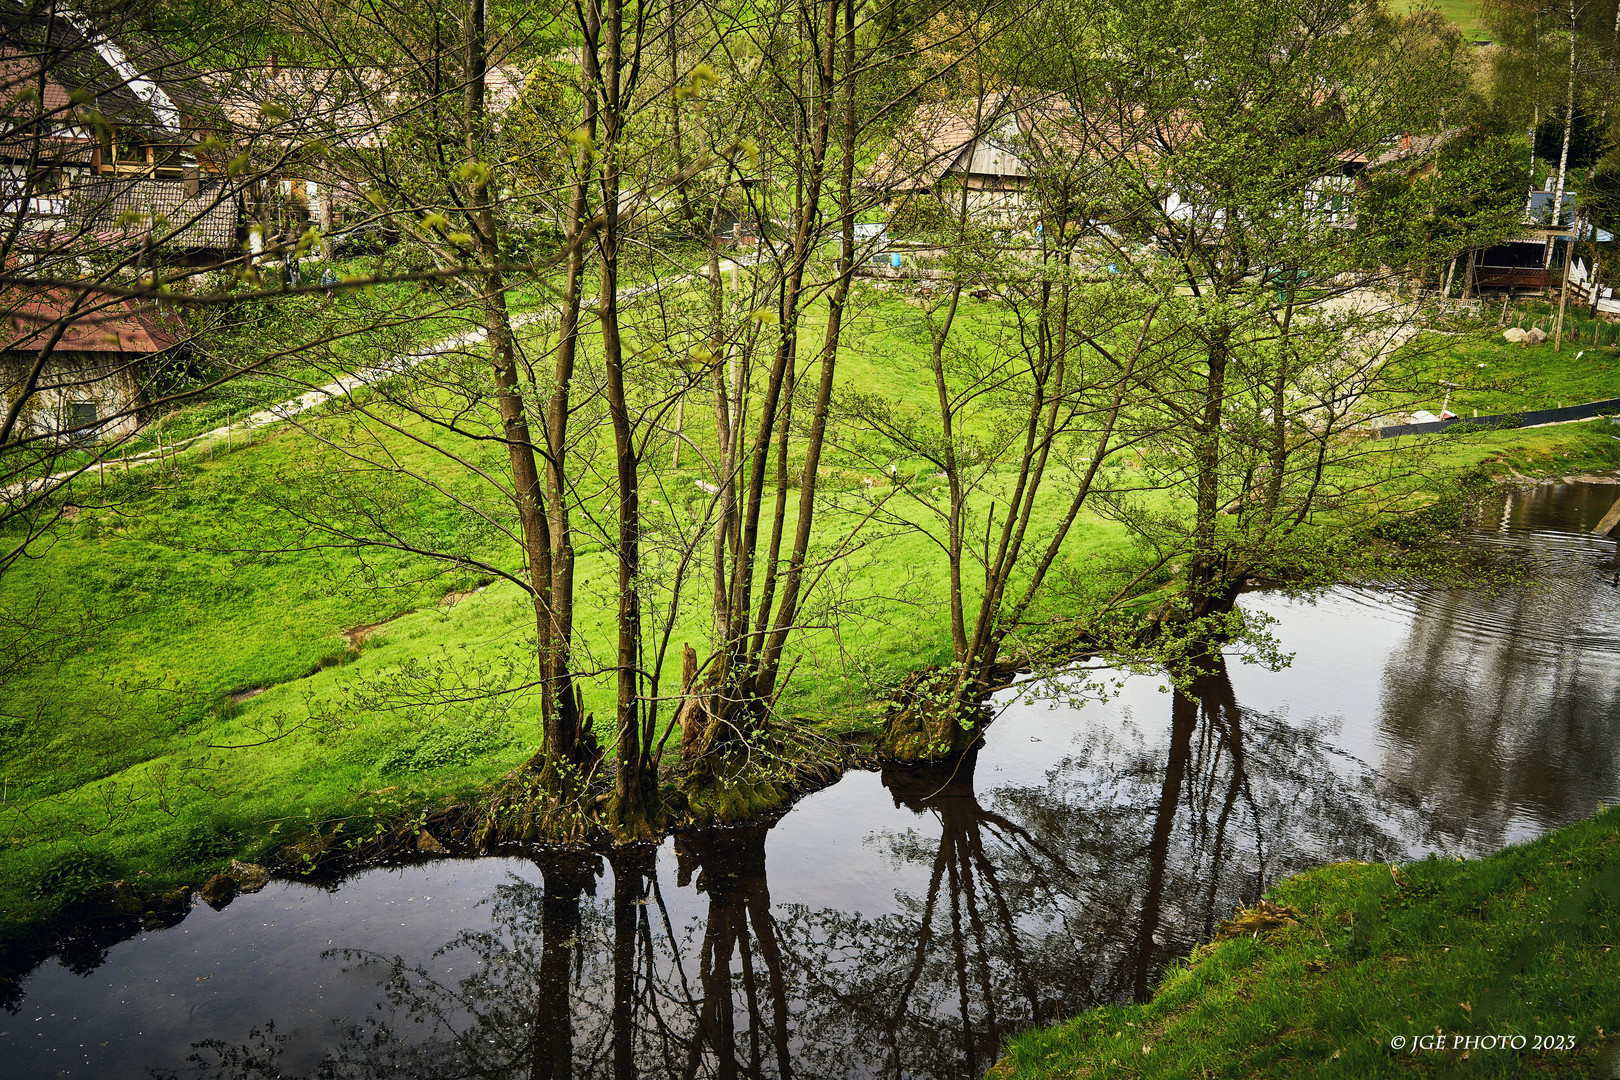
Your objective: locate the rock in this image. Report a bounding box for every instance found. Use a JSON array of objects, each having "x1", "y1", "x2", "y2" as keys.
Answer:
[
  {"x1": 229, "y1": 860, "x2": 270, "y2": 893},
  {"x1": 98, "y1": 880, "x2": 143, "y2": 916},
  {"x1": 281, "y1": 834, "x2": 331, "y2": 872},
  {"x1": 416, "y1": 830, "x2": 447, "y2": 855},
  {"x1": 142, "y1": 888, "x2": 194, "y2": 930},
  {"x1": 199, "y1": 874, "x2": 237, "y2": 909},
  {"x1": 1502, "y1": 327, "x2": 1527, "y2": 343},
  {"x1": 1525, "y1": 326, "x2": 1548, "y2": 344}
]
